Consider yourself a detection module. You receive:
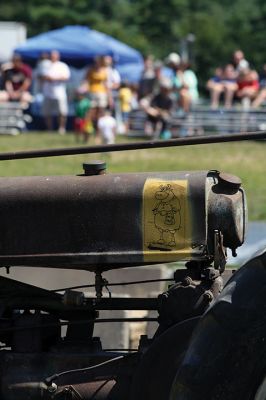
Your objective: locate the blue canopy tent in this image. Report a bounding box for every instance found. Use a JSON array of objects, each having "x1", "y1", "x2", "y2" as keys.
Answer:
[{"x1": 15, "y1": 25, "x2": 143, "y2": 82}]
